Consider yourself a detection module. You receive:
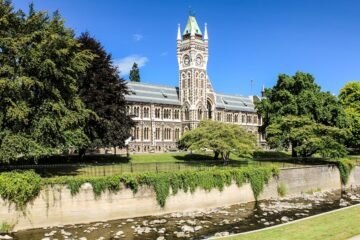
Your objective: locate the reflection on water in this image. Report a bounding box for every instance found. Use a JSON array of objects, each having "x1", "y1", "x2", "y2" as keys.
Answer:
[{"x1": 12, "y1": 188, "x2": 360, "y2": 240}]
